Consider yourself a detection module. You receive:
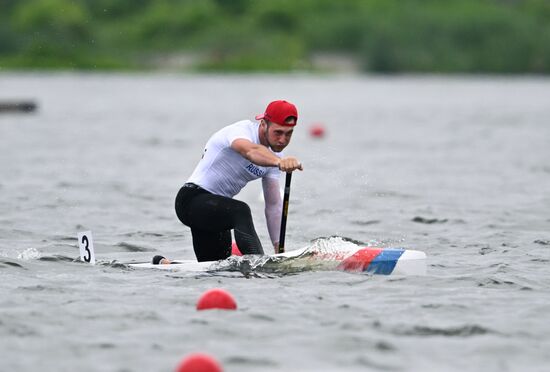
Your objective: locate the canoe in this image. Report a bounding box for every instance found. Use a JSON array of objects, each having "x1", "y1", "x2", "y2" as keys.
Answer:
[{"x1": 130, "y1": 244, "x2": 427, "y2": 276}]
